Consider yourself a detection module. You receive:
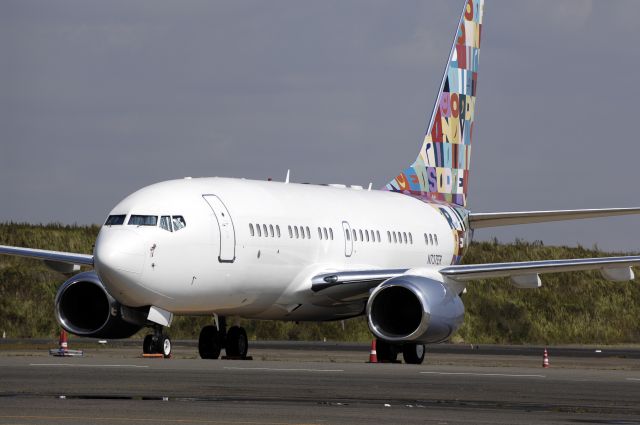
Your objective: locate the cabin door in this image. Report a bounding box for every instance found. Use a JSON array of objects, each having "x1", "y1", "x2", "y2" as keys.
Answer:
[{"x1": 203, "y1": 195, "x2": 236, "y2": 263}]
